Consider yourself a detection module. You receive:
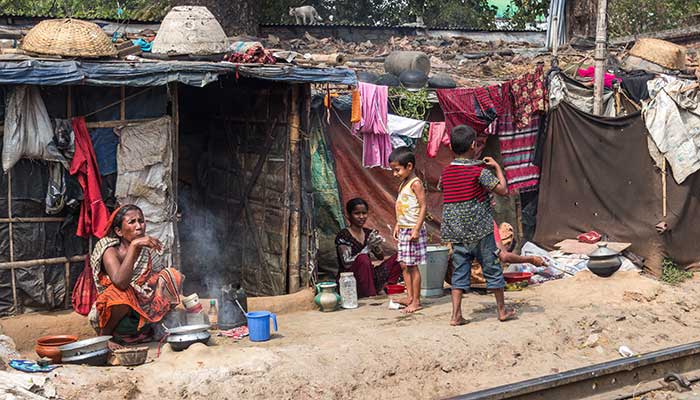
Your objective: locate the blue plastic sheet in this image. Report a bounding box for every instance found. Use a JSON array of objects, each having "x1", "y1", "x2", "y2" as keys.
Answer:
[{"x1": 0, "y1": 60, "x2": 357, "y2": 87}]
